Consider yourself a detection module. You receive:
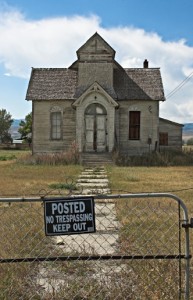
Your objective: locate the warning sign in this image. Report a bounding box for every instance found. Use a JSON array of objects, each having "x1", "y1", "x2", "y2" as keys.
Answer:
[{"x1": 44, "y1": 197, "x2": 95, "y2": 236}]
